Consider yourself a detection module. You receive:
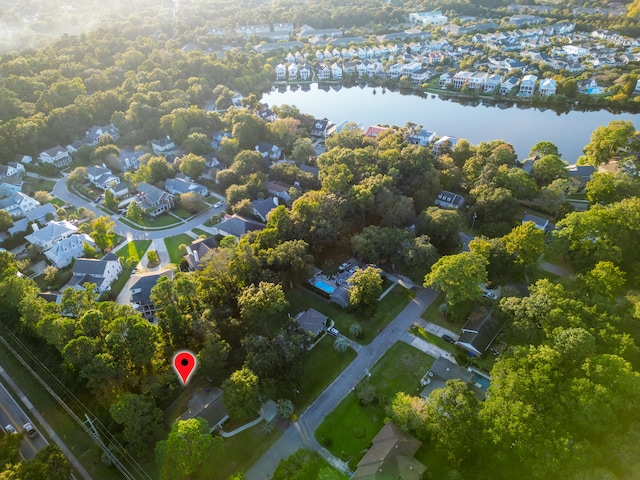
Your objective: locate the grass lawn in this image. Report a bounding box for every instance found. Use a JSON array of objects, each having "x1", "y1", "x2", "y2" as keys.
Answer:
[
  {"x1": 164, "y1": 233, "x2": 195, "y2": 264},
  {"x1": 297, "y1": 335, "x2": 357, "y2": 413},
  {"x1": 172, "y1": 208, "x2": 193, "y2": 219},
  {"x1": 0, "y1": 342, "x2": 125, "y2": 480},
  {"x1": 273, "y1": 449, "x2": 348, "y2": 480},
  {"x1": 119, "y1": 214, "x2": 181, "y2": 229},
  {"x1": 315, "y1": 342, "x2": 433, "y2": 461},
  {"x1": 191, "y1": 228, "x2": 209, "y2": 238},
  {"x1": 410, "y1": 324, "x2": 457, "y2": 352},
  {"x1": 421, "y1": 292, "x2": 463, "y2": 330},
  {"x1": 114, "y1": 240, "x2": 152, "y2": 262},
  {"x1": 50, "y1": 197, "x2": 66, "y2": 207},
  {"x1": 201, "y1": 426, "x2": 282, "y2": 480},
  {"x1": 23, "y1": 177, "x2": 55, "y2": 194}
]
